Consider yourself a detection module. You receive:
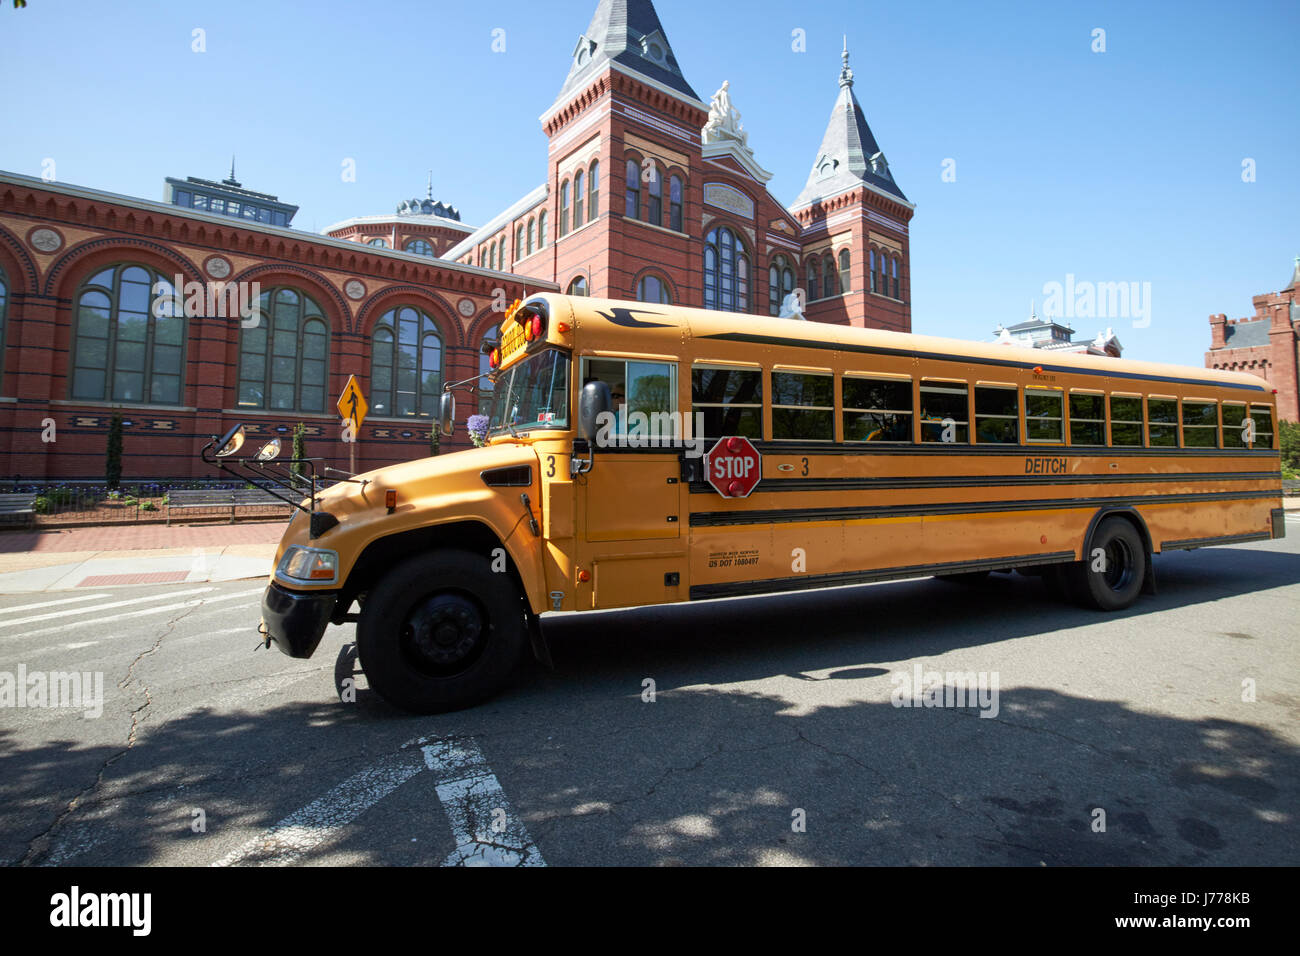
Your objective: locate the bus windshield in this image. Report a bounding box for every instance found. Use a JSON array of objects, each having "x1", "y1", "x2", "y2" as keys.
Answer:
[{"x1": 489, "y1": 348, "x2": 570, "y2": 435}]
